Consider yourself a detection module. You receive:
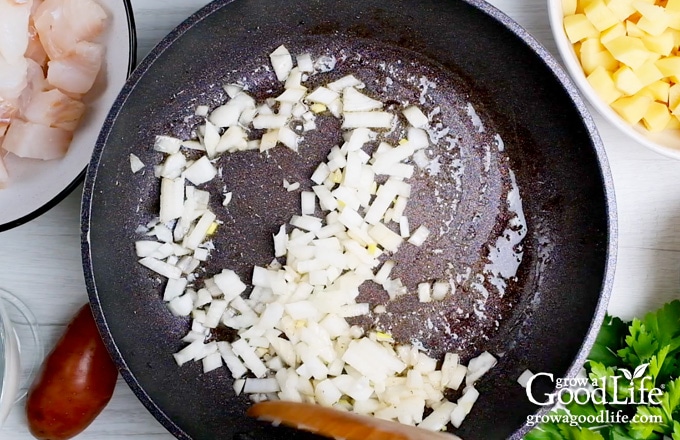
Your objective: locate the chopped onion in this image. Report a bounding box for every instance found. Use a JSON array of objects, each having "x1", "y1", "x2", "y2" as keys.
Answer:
[
  {"x1": 342, "y1": 87, "x2": 383, "y2": 112},
  {"x1": 183, "y1": 156, "x2": 217, "y2": 185},
  {"x1": 164, "y1": 278, "x2": 188, "y2": 301},
  {"x1": 417, "y1": 282, "x2": 432, "y2": 303},
  {"x1": 517, "y1": 369, "x2": 534, "y2": 388},
  {"x1": 195, "y1": 105, "x2": 209, "y2": 117},
  {"x1": 202, "y1": 121, "x2": 220, "y2": 158},
  {"x1": 244, "y1": 378, "x2": 280, "y2": 394},
  {"x1": 431, "y1": 281, "x2": 449, "y2": 301},
  {"x1": 402, "y1": 105, "x2": 429, "y2": 128},
  {"x1": 202, "y1": 352, "x2": 223, "y2": 373},
  {"x1": 159, "y1": 176, "x2": 185, "y2": 222},
  {"x1": 231, "y1": 339, "x2": 268, "y2": 378},
  {"x1": 130, "y1": 153, "x2": 145, "y2": 173},
  {"x1": 327, "y1": 74, "x2": 364, "y2": 92},
  {"x1": 408, "y1": 225, "x2": 430, "y2": 246},
  {"x1": 342, "y1": 111, "x2": 394, "y2": 129},
  {"x1": 139, "y1": 256, "x2": 182, "y2": 279},
  {"x1": 296, "y1": 53, "x2": 314, "y2": 72},
  {"x1": 252, "y1": 114, "x2": 288, "y2": 130},
  {"x1": 301, "y1": 191, "x2": 316, "y2": 215},
  {"x1": 306, "y1": 86, "x2": 340, "y2": 105},
  {"x1": 418, "y1": 401, "x2": 456, "y2": 432},
  {"x1": 466, "y1": 352, "x2": 497, "y2": 386},
  {"x1": 154, "y1": 135, "x2": 182, "y2": 154},
  {"x1": 399, "y1": 216, "x2": 410, "y2": 238},
  {"x1": 269, "y1": 45, "x2": 293, "y2": 81},
  {"x1": 138, "y1": 47, "x2": 501, "y2": 434},
  {"x1": 182, "y1": 211, "x2": 216, "y2": 250}
]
